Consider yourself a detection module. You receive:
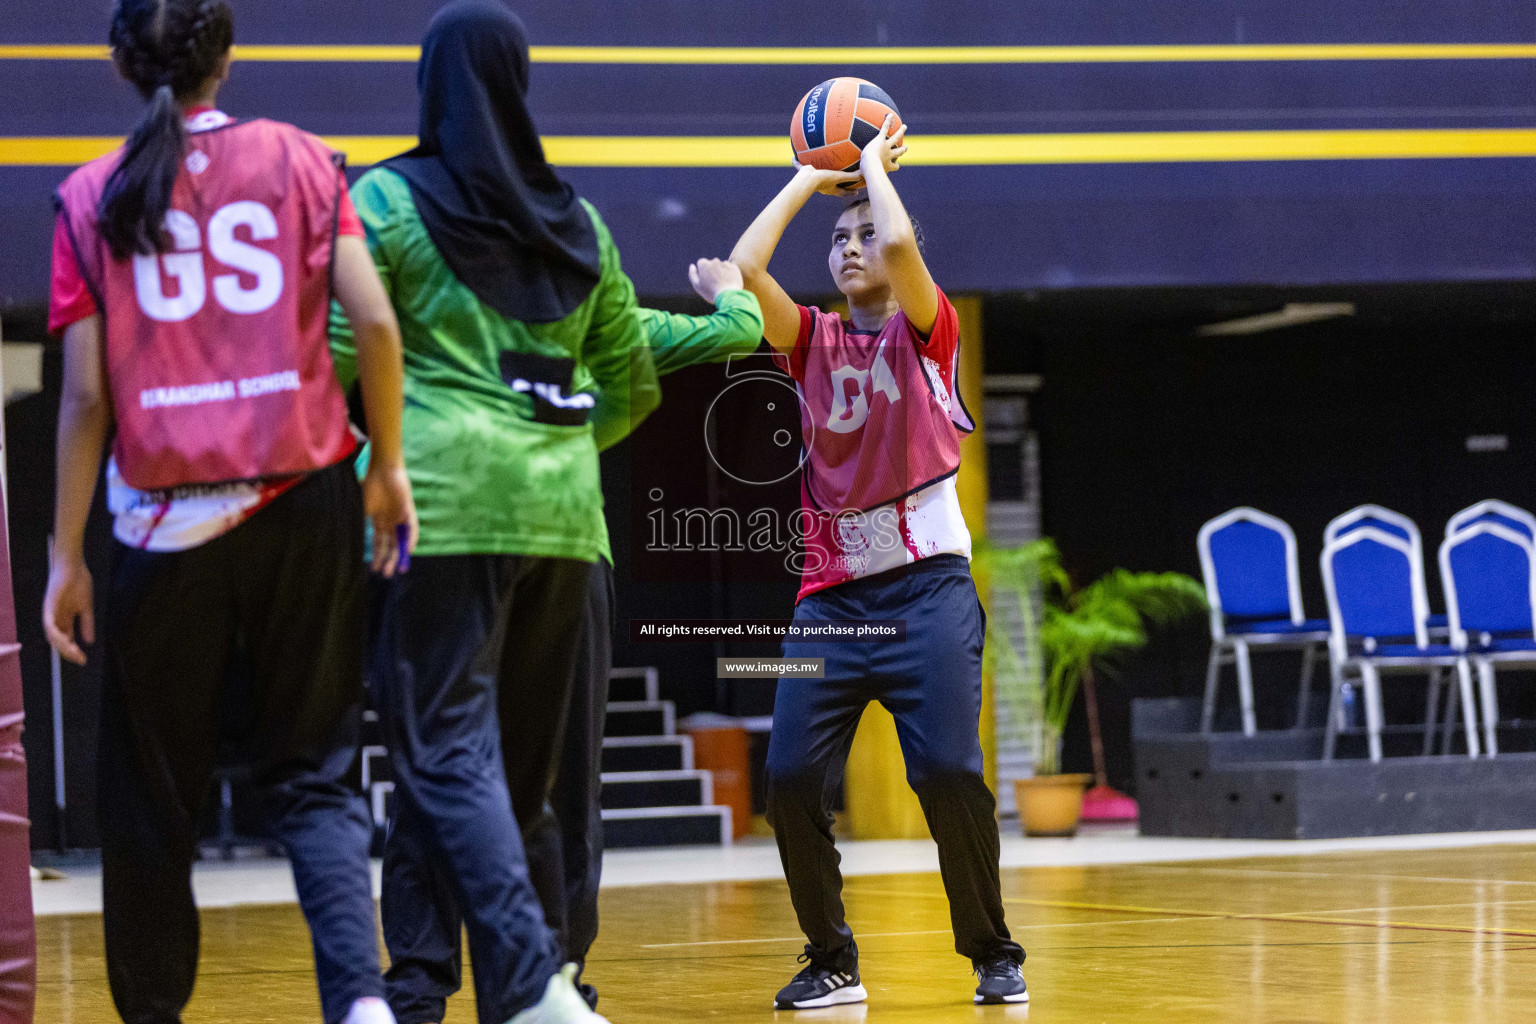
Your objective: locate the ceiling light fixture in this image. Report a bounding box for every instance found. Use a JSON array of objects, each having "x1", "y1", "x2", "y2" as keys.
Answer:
[{"x1": 1196, "y1": 302, "x2": 1356, "y2": 337}]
